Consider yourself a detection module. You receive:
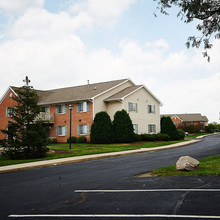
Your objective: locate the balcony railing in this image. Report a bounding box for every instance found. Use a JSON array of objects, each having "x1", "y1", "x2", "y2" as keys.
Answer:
[{"x1": 36, "y1": 112, "x2": 54, "y2": 123}]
